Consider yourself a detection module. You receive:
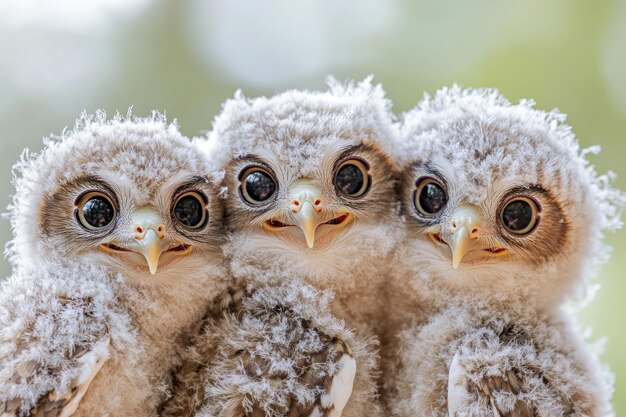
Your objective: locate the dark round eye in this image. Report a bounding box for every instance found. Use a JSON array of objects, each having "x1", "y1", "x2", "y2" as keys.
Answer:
[
  {"x1": 173, "y1": 192, "x2": 208, "y2": 229},
  {"x1": 76, "y1": 192, "x2": 116, "y2": 230},
  {"x1": 335, "y1": 159, "x2": 370, "y2": 197},
  {"x1": 240, "y1": 167, "x2": 277, "y2": 205},
  {"x1": 500, "y1": 196, "x2": 539, "y2": 235},
  {"x1": 414, "y1": 178, "x2": 447, "y2": 216}
]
